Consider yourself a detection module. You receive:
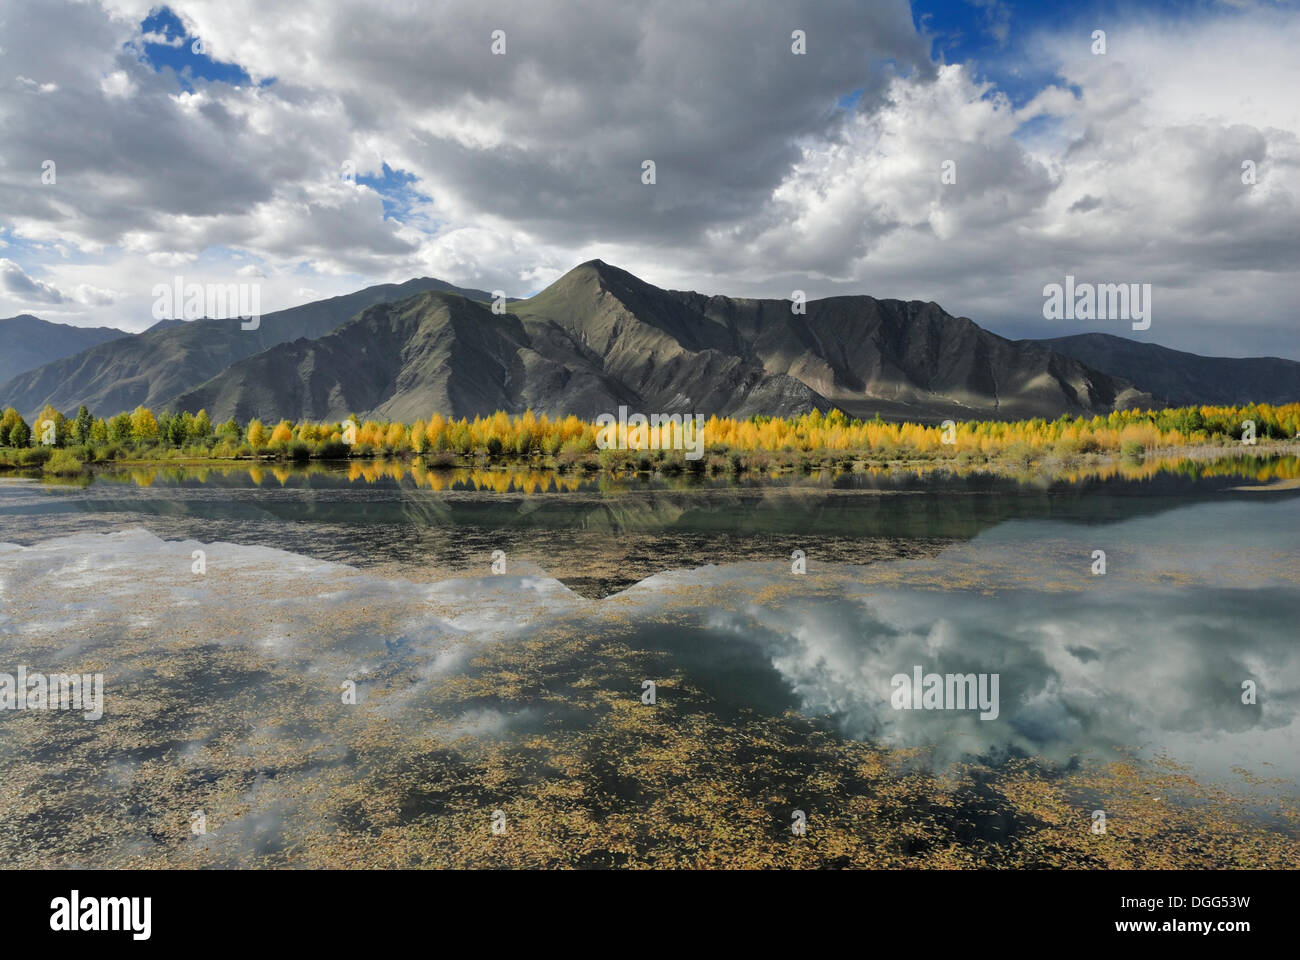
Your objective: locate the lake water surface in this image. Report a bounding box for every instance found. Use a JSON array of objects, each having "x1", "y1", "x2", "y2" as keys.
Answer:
[{"x1": 1, "y1": 456, "x2": 1297, "y2": 867}]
